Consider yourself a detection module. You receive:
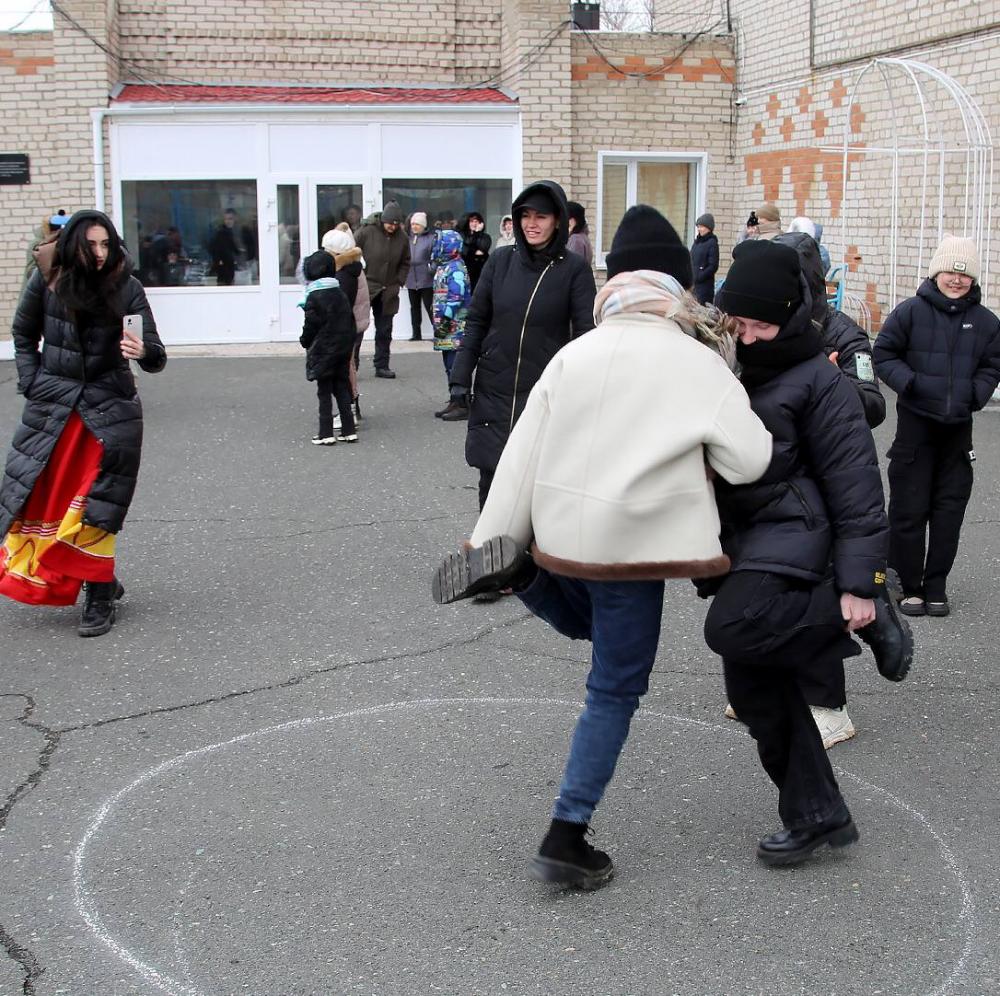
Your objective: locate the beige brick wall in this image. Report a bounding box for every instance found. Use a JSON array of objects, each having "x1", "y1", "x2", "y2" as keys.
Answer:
[
  {"x1": 116, "y1": 0, "x2": 503, "y2": 84},
  {"x1": 570, "y1": 32, "x2": 737, "y2": 268},
  {"x1": 730, "y1": 0, "x2": 1000, "y2": 324}
]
